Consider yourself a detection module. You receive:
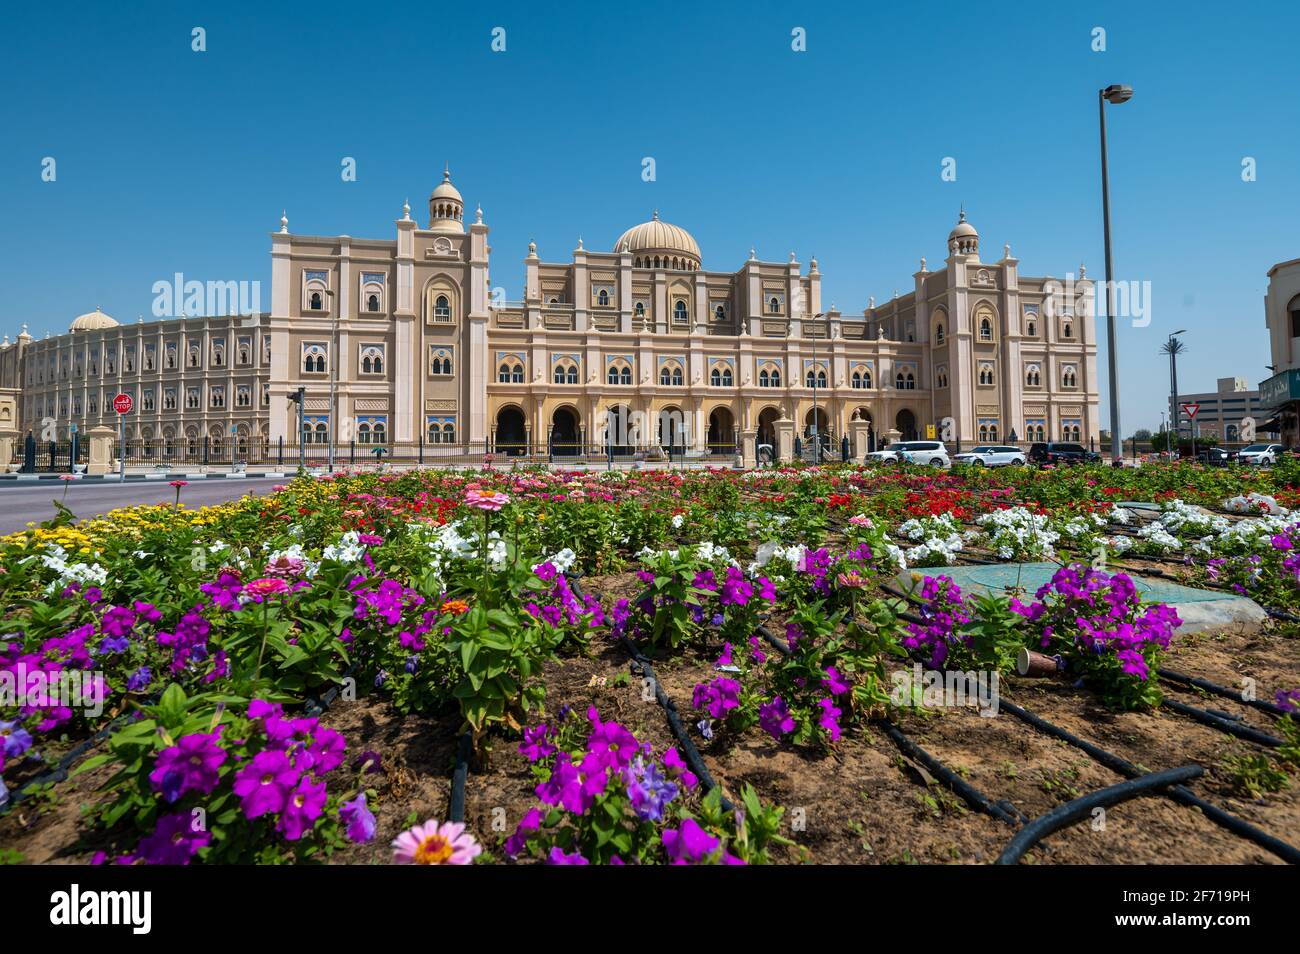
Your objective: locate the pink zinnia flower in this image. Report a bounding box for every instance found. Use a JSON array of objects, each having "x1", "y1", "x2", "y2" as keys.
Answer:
[
  {"x1": 391, "y1": 819, "x2": 482, "y2": 865},
  {"x1": 464, "y1": 489, "x2": 510, "y2": 511},
  {"x1": 242, "y1": 577, "x2": 290, "y2": 602}
]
